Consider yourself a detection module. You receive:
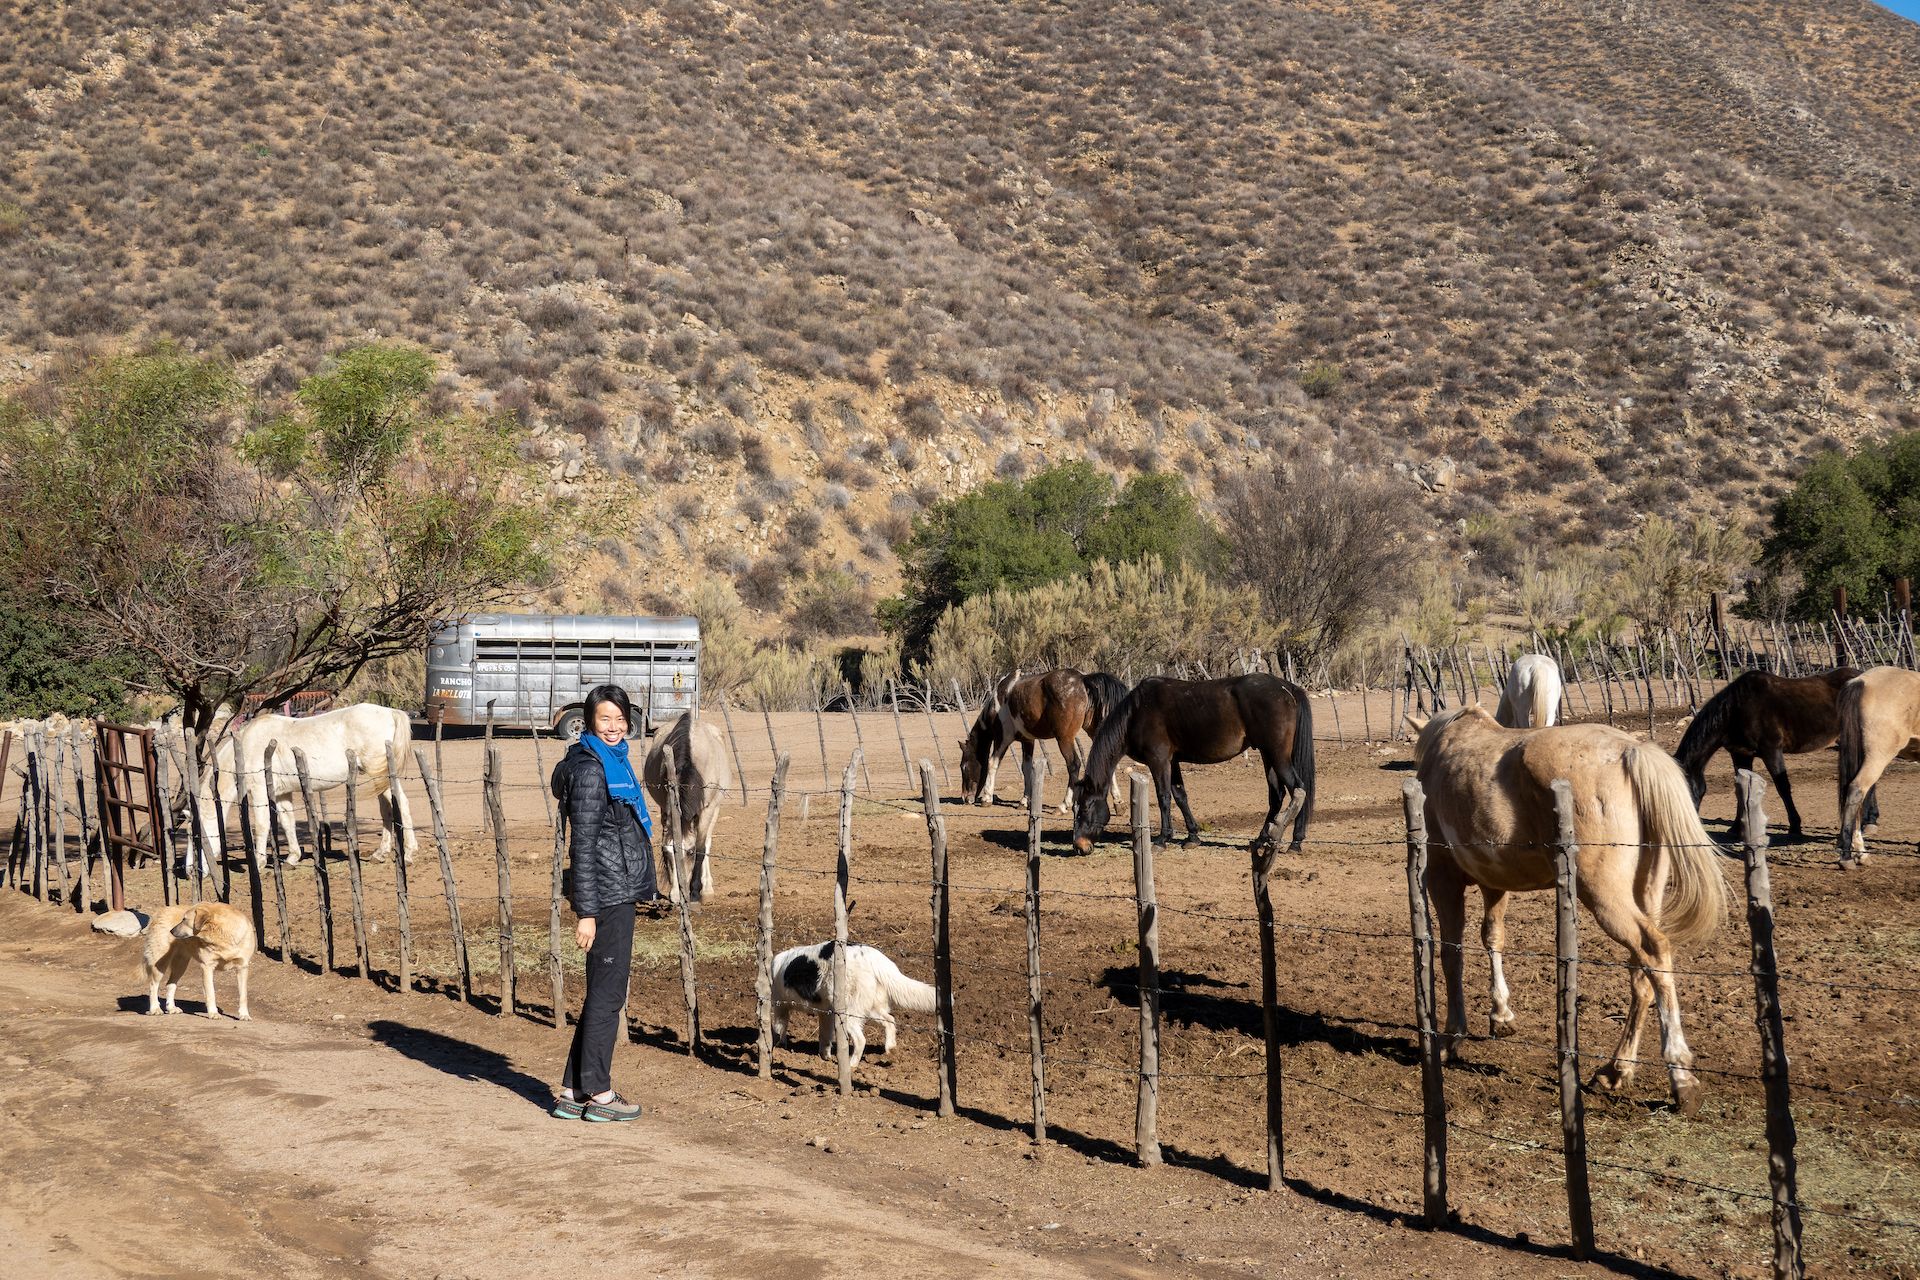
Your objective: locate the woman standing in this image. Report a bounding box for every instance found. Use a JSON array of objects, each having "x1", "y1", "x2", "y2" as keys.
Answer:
[{"x1": 550, "y1": 684, "x2": 658, "y2": 1122}]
